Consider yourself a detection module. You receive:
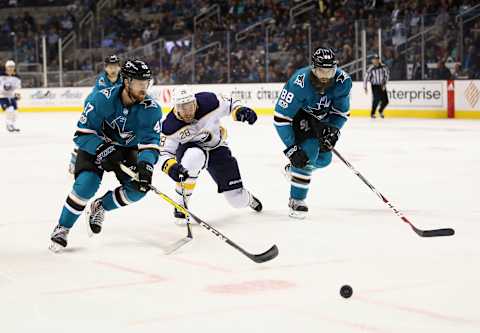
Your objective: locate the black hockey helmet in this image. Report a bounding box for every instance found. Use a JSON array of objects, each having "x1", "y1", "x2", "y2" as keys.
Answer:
[
  {"x1": 311, "y1": 47, "x2": 337, "y2": 68},
  {"x1": 121, "y1": 59, "x2": 152, "y2": 81},
  {"x1": 104, "y1": 54, "x2": 121, "y2": 65}
]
